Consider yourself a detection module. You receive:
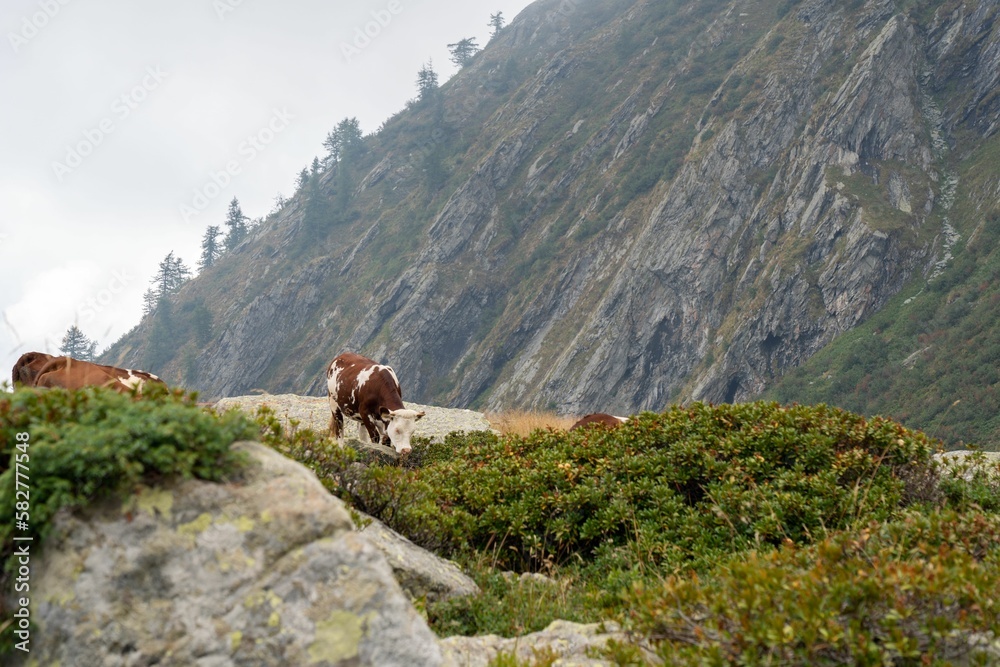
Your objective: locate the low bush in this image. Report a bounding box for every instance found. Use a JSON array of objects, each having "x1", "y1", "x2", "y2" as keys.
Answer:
[
  {"x1": 407, "y1": 403, "x2": 941, "y2": 574},
  {"x1": 253, "y1": 400, "x2": 1000, "y2": 658},
  {"x1": 428, "y1": 558, "x2": 597, "y2": 638},
  {"x1": 631, "y1": 509, "x2": 1000, "y2": 666}
]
